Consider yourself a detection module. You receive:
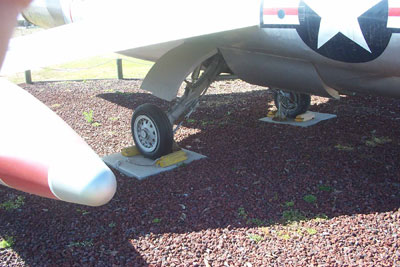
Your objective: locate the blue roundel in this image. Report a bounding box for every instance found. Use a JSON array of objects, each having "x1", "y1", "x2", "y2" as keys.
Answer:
[
  {"x1": 296, "y1": 0, "x2": 392, "y2": 63},
  {"x1": 278, "y1": 9, "x2": 286, "y2": 19}
]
